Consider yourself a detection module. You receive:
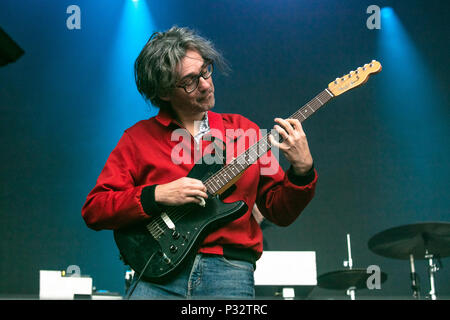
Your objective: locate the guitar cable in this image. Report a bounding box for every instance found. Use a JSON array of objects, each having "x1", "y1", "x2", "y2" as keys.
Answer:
[{"x1": 124, "y1": 250, "x2": 158, "y2": 299}]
